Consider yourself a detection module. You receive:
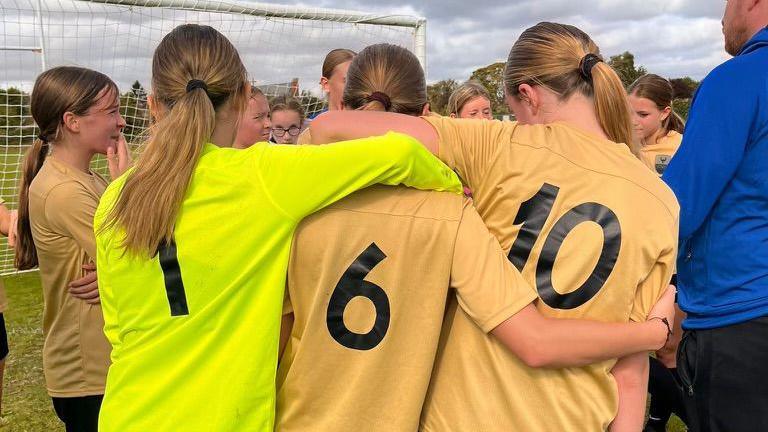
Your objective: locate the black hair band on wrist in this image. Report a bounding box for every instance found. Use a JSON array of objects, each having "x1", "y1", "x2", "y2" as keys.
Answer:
[{"x1": 649, "y1": 316, "x2": 673, "y2": 344}]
